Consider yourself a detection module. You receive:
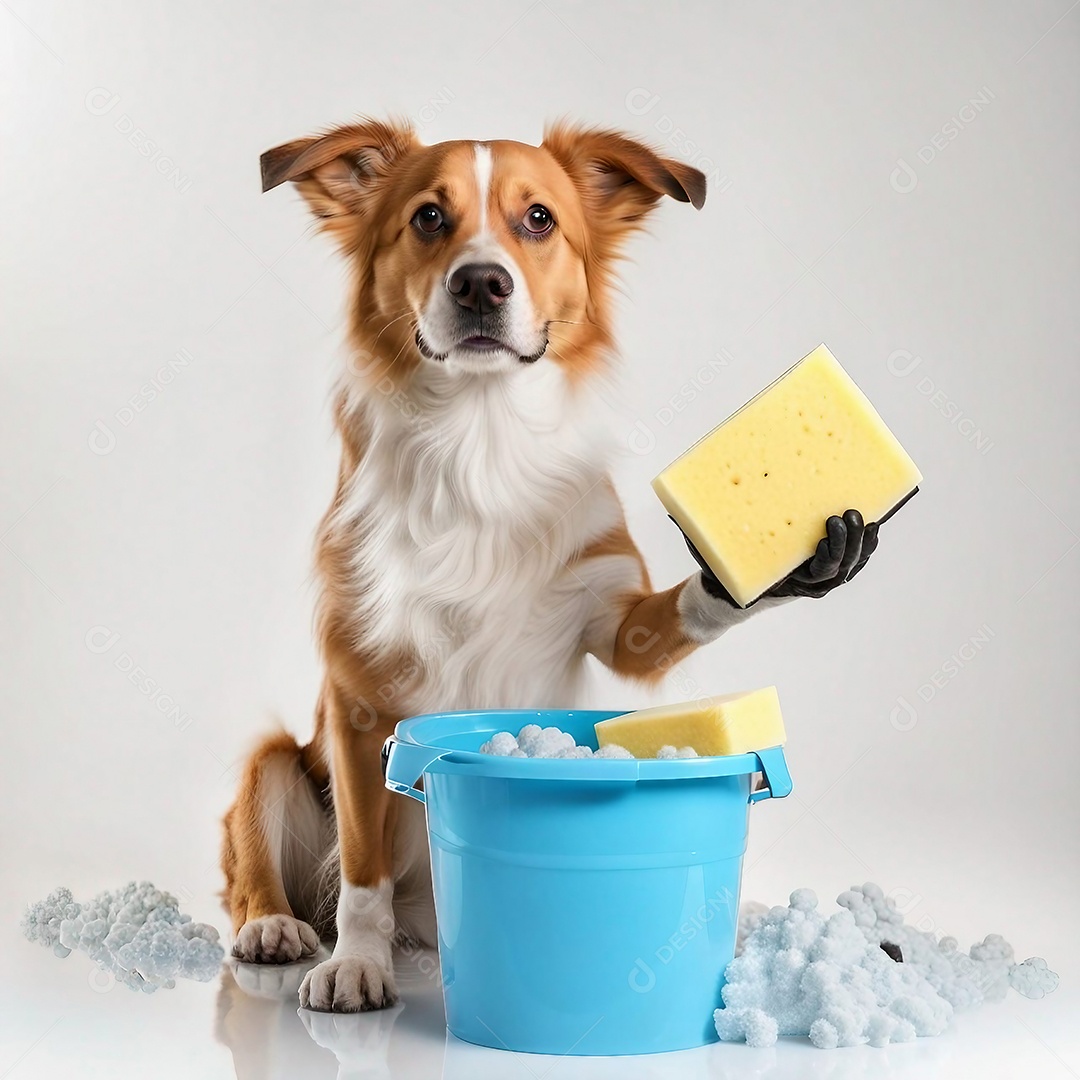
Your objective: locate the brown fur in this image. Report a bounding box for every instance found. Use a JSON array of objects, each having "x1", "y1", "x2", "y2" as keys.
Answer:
[
  {"x1": 220, "y1": 730, "x2": 323, "y2": 933},
  {"x1": 221, "y1": 118, "x2": 712, "y2": 978}
]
